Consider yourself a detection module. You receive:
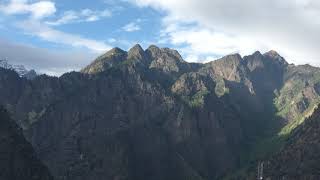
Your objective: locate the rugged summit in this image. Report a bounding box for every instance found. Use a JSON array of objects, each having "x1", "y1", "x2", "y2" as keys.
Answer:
[{"x1": 1, "y1": 44, "x2": 320, "y2": 180}]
